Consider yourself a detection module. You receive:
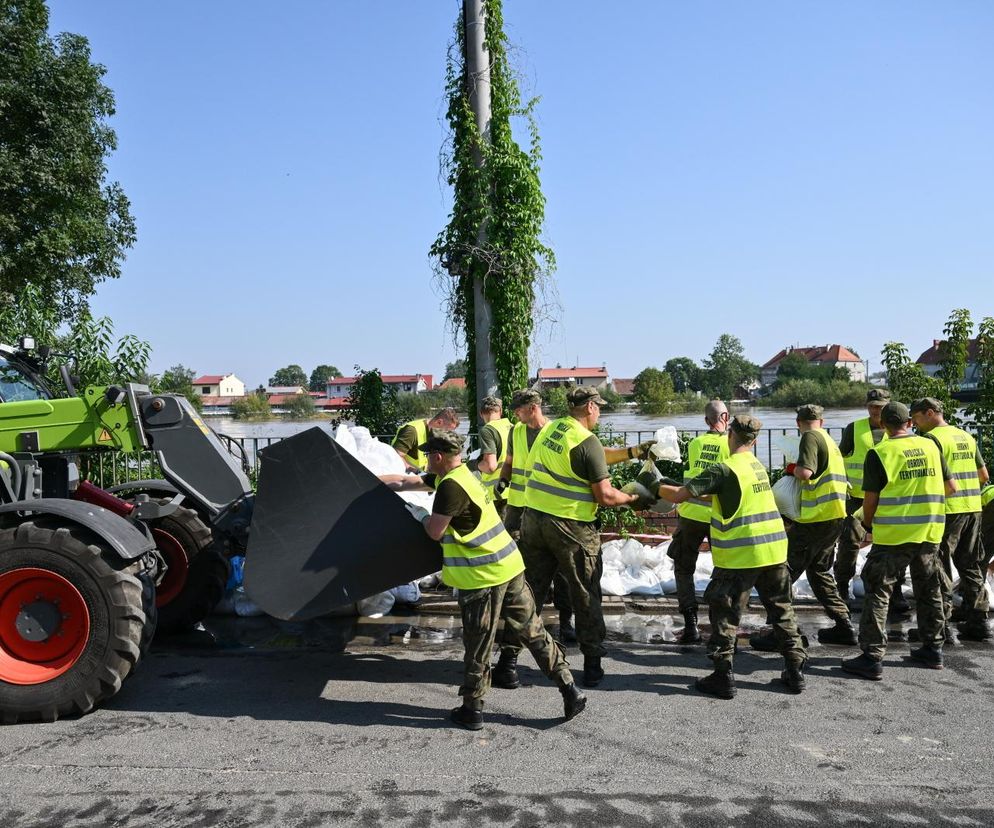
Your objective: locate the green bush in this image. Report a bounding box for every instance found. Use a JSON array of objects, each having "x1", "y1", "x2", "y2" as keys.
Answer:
[
  {"x1": 766, "y1": 379, "x2": 871, "y2": 408},
  {"x1": 231, "y1": 393, "x2": 271, "y2": 420}
]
